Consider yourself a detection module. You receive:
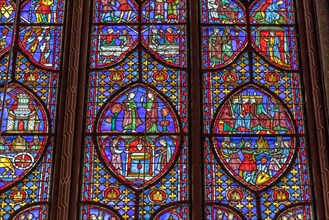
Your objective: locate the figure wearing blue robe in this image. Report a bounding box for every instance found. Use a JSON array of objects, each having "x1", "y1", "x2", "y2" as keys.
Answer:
[
  {"x1": 234, "y1": 101, "x2": 252, "y2": 131},
  {"x1": 0, "y1": 137, "x2": 9, "y2": 151},
  {"x1": 280, "y1": 141, "x2": 290, "y2": 163},
  {"x1": 265, "y1": 1, "x2": 285, "y2": 24},
  {"x1": 264, "y1": 33, "x2": 287, "y2": 66},
  {"x1": 233, "y1": 103, "x2": 244, "y2": 130},
  {"x1": 155, "y1": 143, "x2": 172, "y2": 171},
  {"x1": 272, "y1": 36, "x2": 281, "y2": 60}
]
